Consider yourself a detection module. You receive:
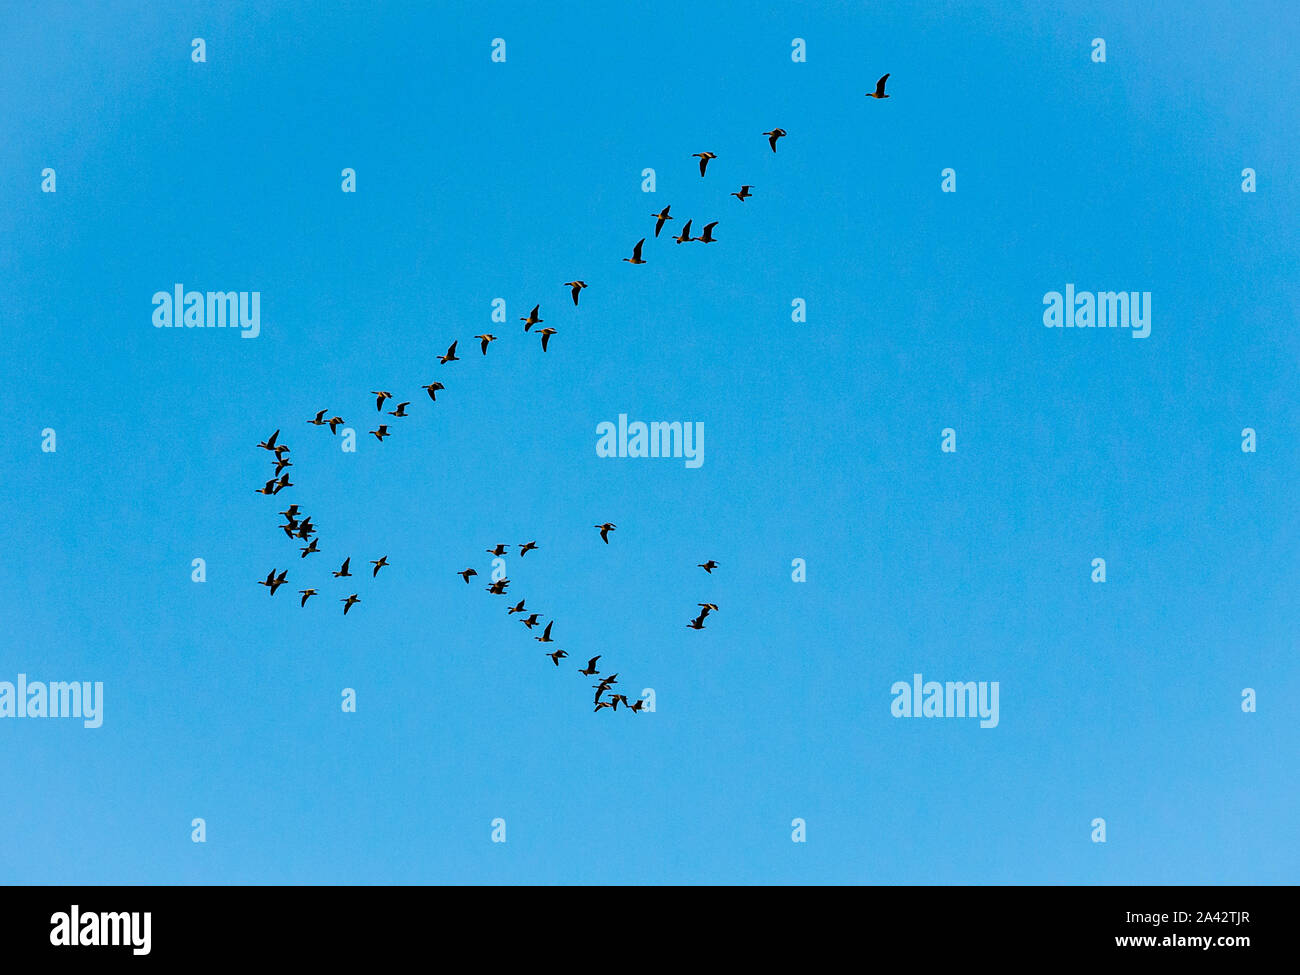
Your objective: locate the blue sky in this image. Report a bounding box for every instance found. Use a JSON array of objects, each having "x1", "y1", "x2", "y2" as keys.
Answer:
[{"x1": 1, "y1": 1, "x2": 1296, "y2": 884}]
